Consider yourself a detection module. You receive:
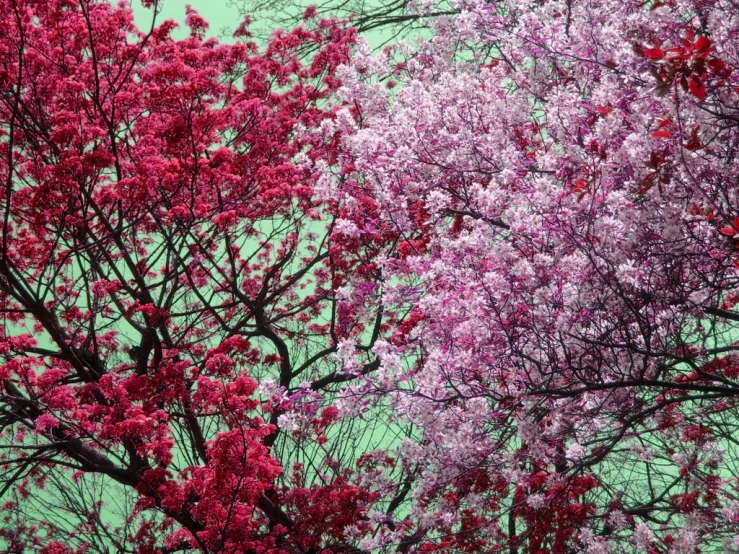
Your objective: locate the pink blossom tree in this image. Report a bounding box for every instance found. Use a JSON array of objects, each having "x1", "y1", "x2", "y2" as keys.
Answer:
[{"x1": 318, "y1": 0, "x2": 739, "y2": 551}]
